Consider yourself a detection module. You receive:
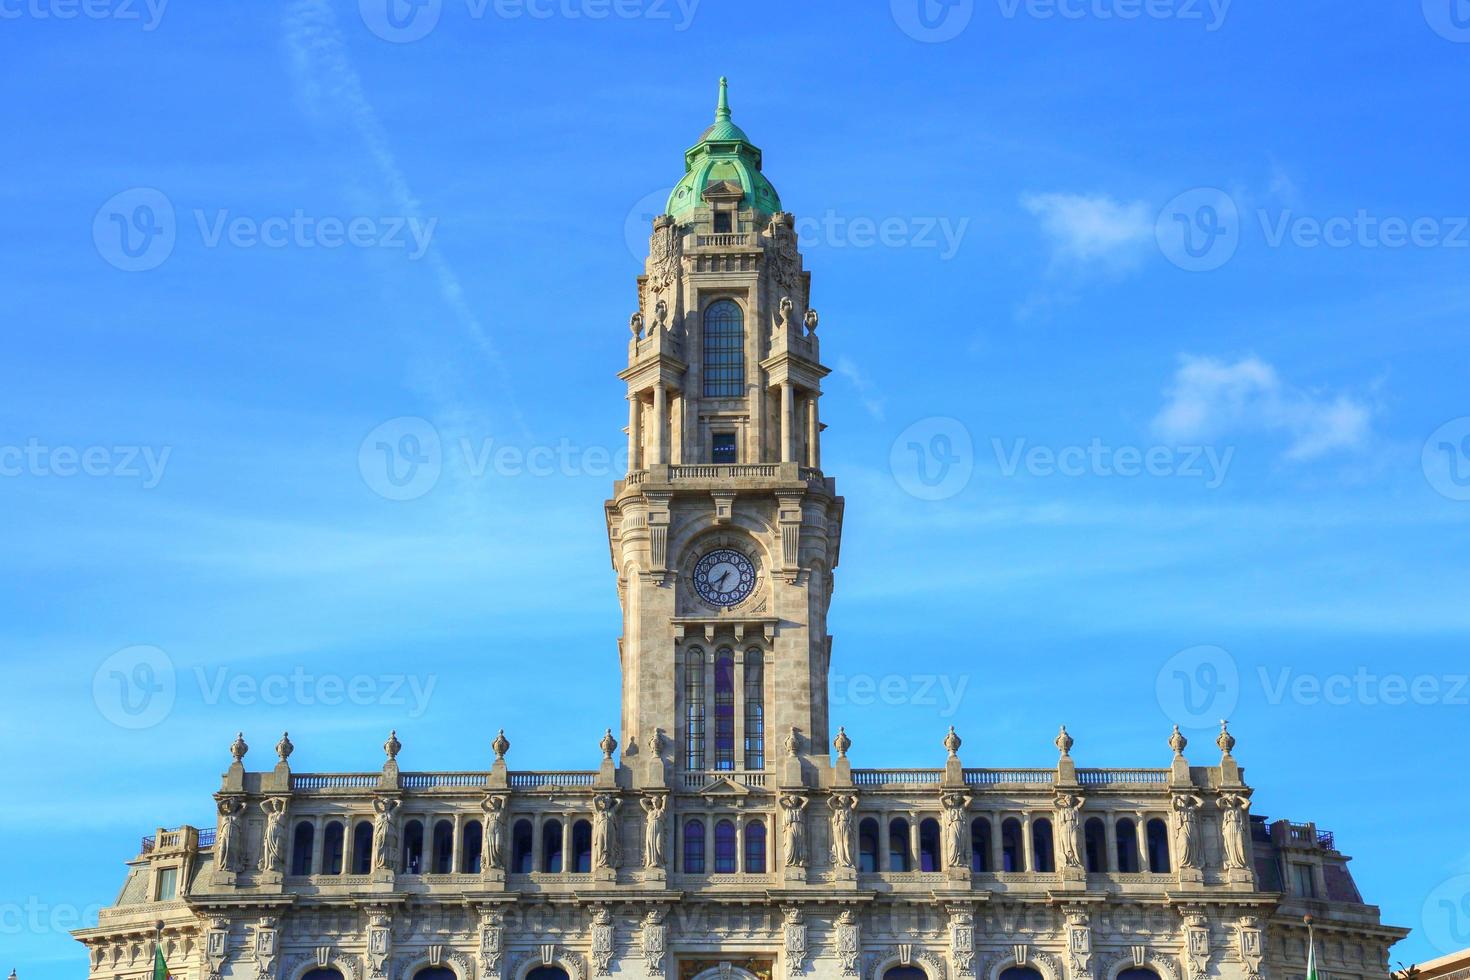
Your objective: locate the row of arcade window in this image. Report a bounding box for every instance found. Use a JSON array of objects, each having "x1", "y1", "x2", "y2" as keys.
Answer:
[
  {"x1": 684, "y1": 646, "x2": 764, "y2": 771},
  {"x1": 306, "y1": 964, "x2": 1164, "y2": 980},
  {"x1": 852, "y1": 815, "x2": 1173, "y2": 874},
  {"x1": 679, "y1": 818, "x2": 768, "y2": 874},
  {"x1": 281, "y1": 813, "x2": 1172, "y2": 878}
]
